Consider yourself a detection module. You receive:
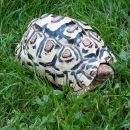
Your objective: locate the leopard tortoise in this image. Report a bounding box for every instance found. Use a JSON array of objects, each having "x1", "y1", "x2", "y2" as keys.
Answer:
[{"x1": 15, "y1": 13, "x2": 116, "y2": 93}]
